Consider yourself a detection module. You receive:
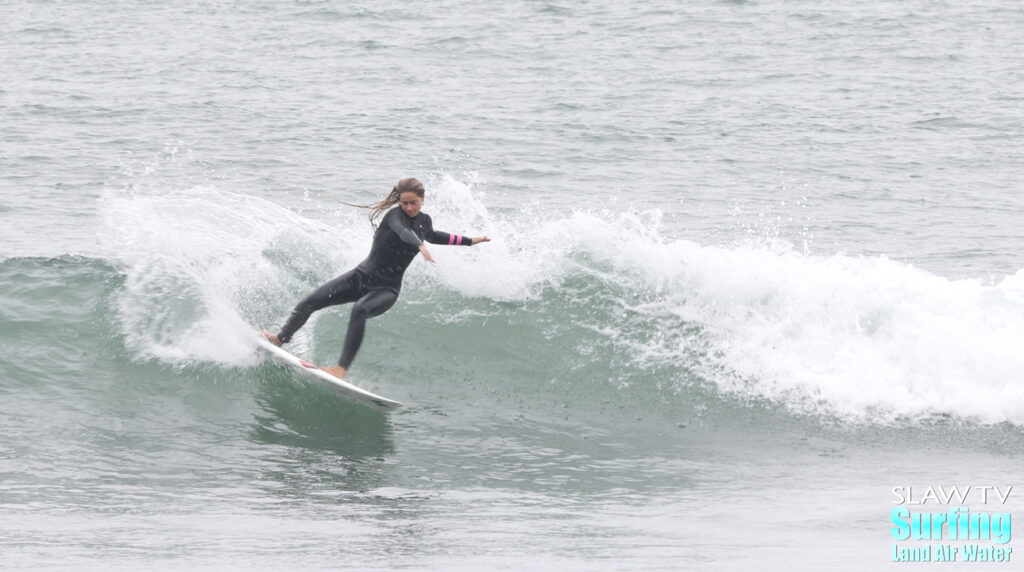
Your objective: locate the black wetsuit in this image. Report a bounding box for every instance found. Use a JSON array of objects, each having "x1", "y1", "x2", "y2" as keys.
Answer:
[{"x1": 276, "y1": 207, "x2": 474, "y2": 369}]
